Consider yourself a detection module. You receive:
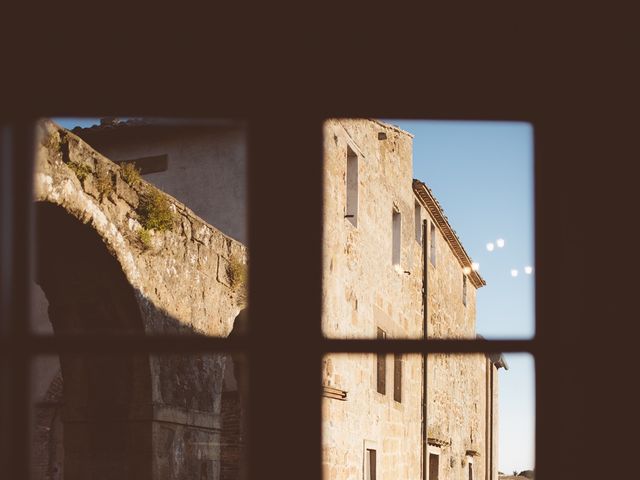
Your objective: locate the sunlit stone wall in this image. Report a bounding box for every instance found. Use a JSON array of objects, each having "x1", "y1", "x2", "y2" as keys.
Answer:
[{"x1": 321, "y1": 118, "x2": 492, "y2": 480}]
